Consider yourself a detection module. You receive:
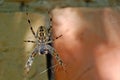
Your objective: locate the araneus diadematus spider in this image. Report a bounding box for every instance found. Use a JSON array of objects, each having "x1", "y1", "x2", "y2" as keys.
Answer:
[{"x1": 24, "y1": 12, "x2": 64, "y2": 74}]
